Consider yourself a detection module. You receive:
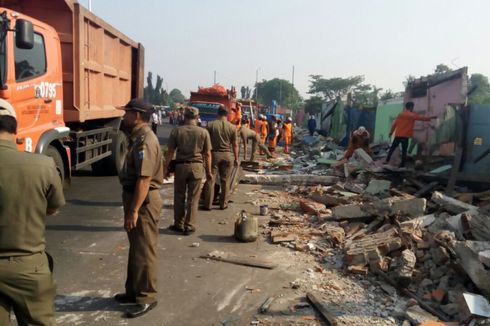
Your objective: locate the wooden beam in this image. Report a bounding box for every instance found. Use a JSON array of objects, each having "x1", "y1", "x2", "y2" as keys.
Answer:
[{"x1": 199, "y1": 254, "x2": 276, "y2": 270}]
